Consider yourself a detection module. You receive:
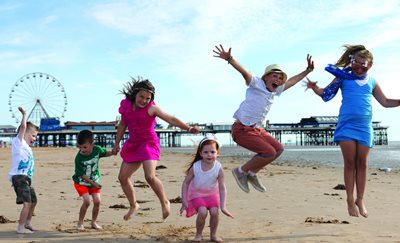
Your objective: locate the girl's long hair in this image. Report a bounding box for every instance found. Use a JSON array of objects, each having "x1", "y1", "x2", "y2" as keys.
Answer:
[
  {"x1": 335, "y1": 44, "x2": 373, "y2": 67},
  {"x1": 184, "y1": 139, "x2": 220, "y2": 175}
]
